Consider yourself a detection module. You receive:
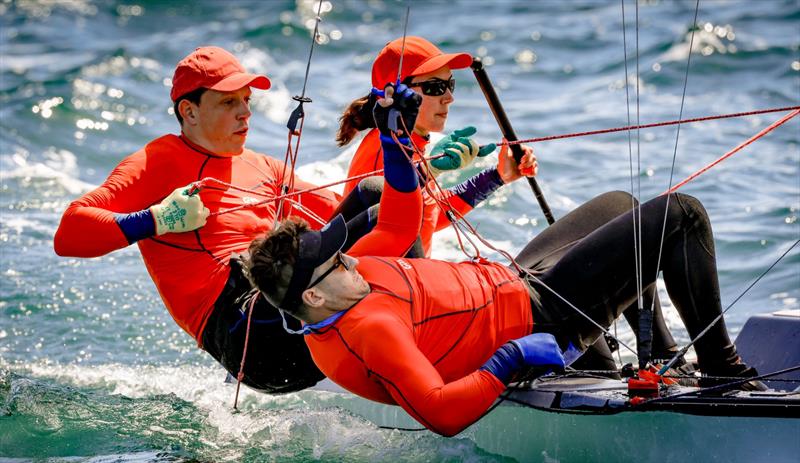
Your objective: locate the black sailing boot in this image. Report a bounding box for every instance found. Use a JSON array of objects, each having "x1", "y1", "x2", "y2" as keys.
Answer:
[{"x1": 698, "y1": 344, "x2": 768, "y2": 392}]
